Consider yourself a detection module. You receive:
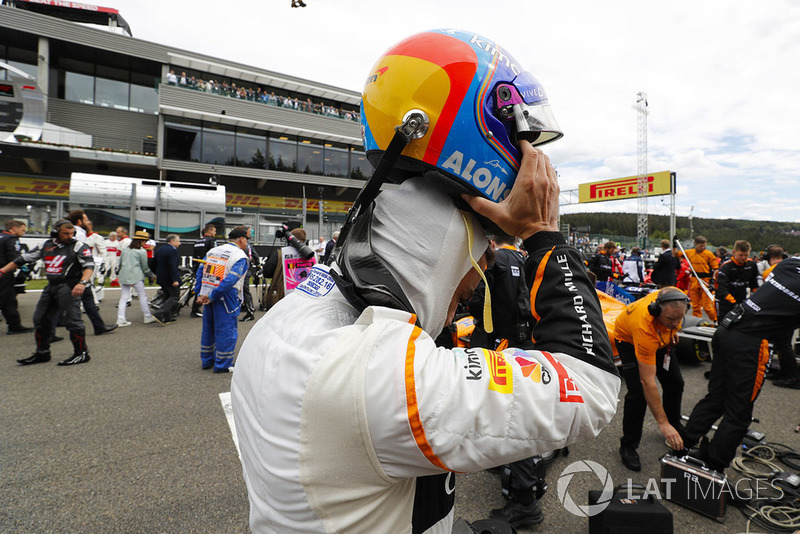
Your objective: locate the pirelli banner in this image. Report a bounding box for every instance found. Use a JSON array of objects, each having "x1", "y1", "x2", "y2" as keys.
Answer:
[{"x1": 578, "y1": 171, "x2": 675, "y2": 204}]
